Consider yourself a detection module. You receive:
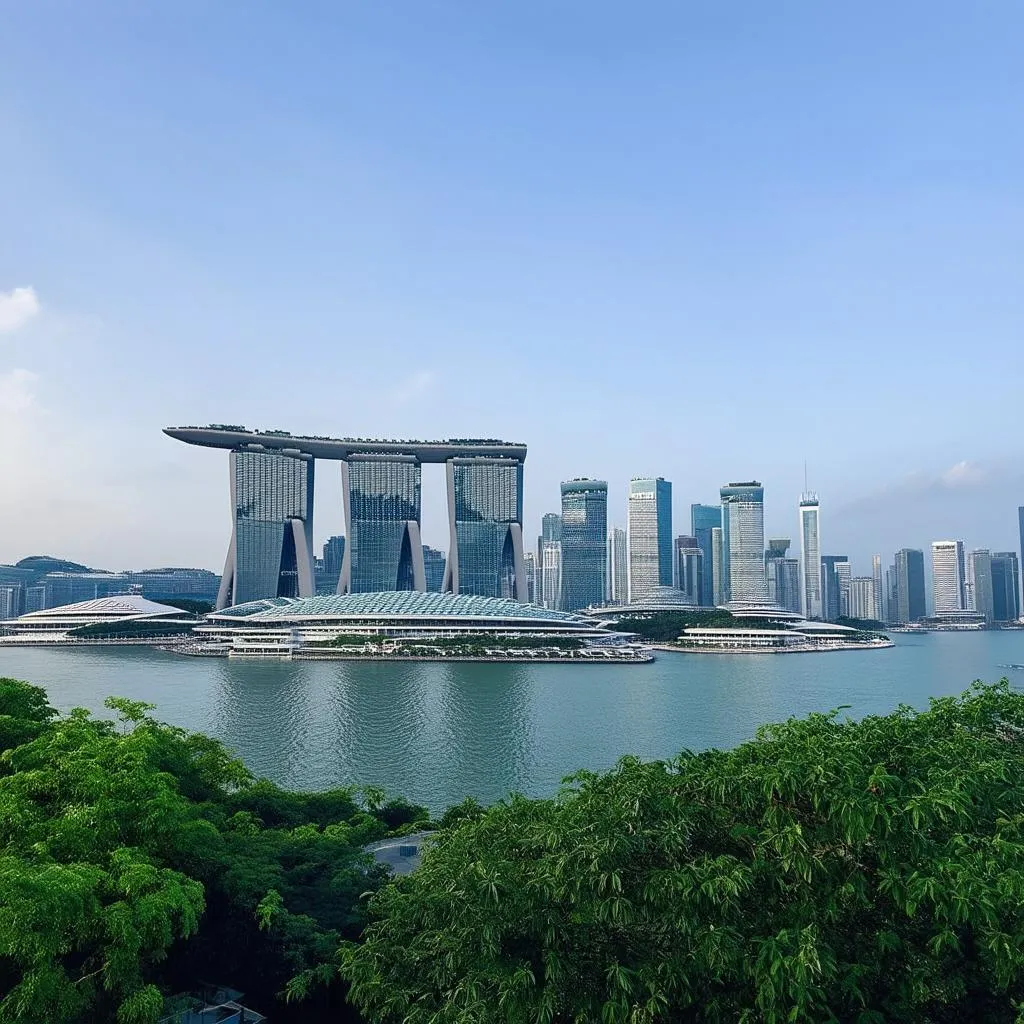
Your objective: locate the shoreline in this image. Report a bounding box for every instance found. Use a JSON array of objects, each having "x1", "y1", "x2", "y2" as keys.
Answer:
[{"x1": 649, "y1": 641, "x2": 895, "y2": 655}]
